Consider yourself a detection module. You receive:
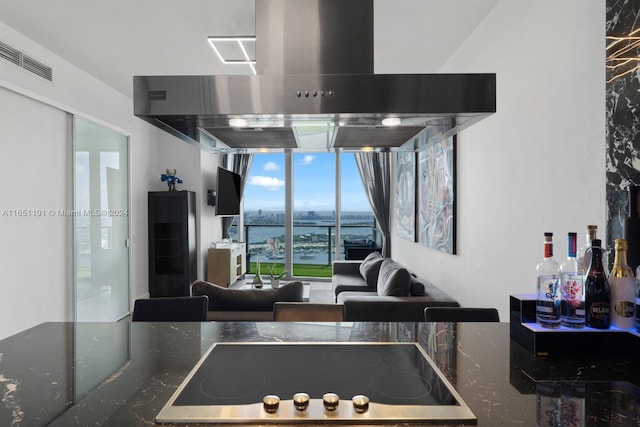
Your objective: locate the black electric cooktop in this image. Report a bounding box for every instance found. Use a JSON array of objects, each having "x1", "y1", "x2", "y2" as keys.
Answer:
[{"x1": 157, "y1": 343, "x2": 476, "y2": 424}]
